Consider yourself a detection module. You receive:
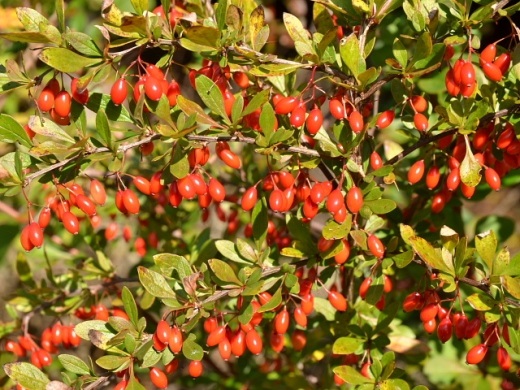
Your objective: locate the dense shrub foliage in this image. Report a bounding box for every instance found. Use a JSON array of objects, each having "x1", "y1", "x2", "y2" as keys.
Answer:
[{"x1": 0, "y1": 0, "x2": 519, "y2": 389}]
